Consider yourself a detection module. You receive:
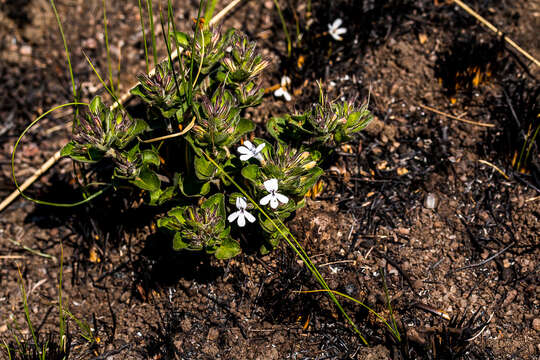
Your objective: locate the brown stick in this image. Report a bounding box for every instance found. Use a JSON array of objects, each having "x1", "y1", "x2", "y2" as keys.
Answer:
[
  {"x1": 453, "y1": 0, "x2": 540, "y2": 67},
  {"x1": 0, "y1": 0, "x2": 244, "y2": 213}
]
